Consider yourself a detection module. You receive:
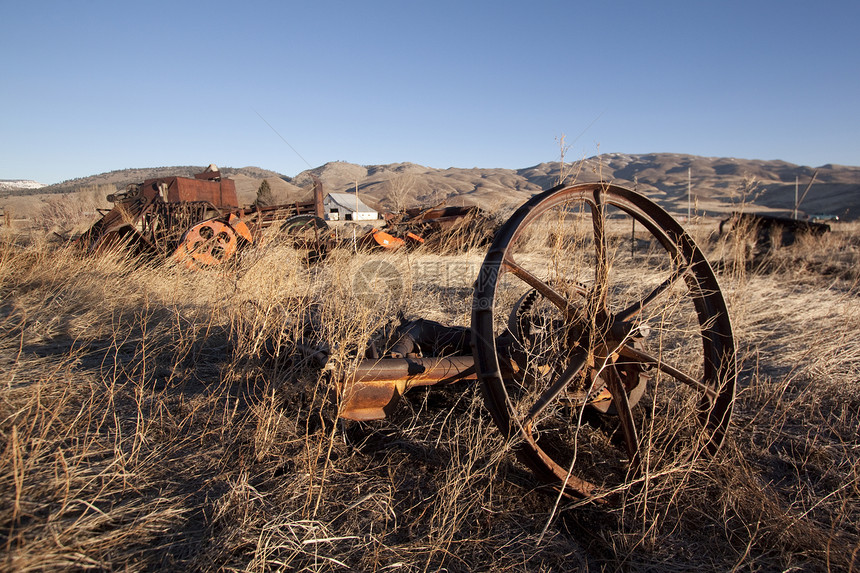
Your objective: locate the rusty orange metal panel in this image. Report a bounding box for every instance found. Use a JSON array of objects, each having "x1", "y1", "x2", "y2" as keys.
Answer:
[
  {"x1": 219, "y1": 178, "x2": 238, "y2": 207},
  {"x1": 340, "y1": 356, "x2": 477, "y2": 420},
  {"x1": 142, "y1": 177, "x2": 237, "y2": 208},
  {"x1": 371, "y1": 229, "x2": 405, "y2": 249}
]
